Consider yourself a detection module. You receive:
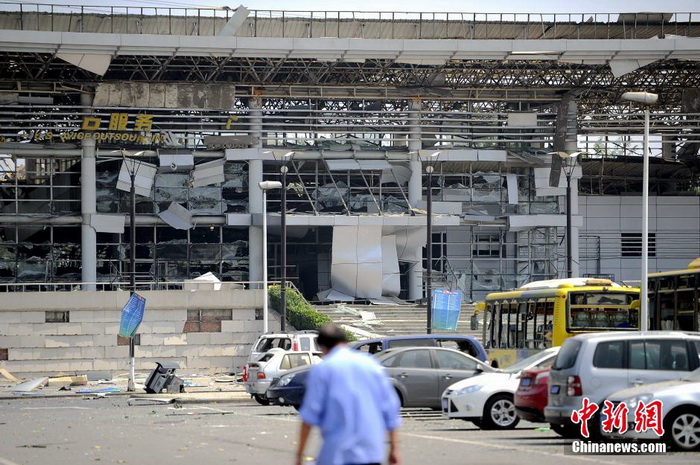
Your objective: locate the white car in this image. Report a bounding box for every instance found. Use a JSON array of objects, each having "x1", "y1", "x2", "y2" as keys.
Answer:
[
  {"x1": 605, "y1": 367, "x2": 700, "y2": 451},
  {"x1": 441, "y1": 347, "x2": 559, "y2": 429},
  {"x1": 245, "y1": 348, "x2": 322, "y2": 405}
]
